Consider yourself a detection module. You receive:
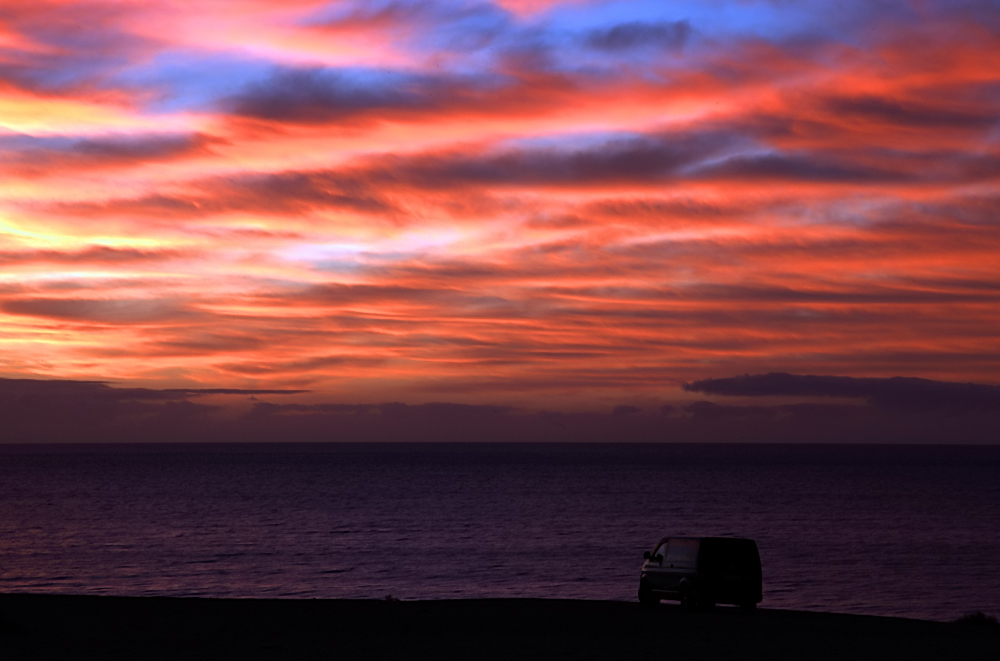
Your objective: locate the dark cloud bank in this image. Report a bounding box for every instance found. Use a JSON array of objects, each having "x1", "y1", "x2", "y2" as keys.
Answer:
[
  {"x1": 685, "y1": 373, "x2": 1000, "y2": 412},
  {"x1": 2, "y1": 374, "x2": 999, "y2": 444}
]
